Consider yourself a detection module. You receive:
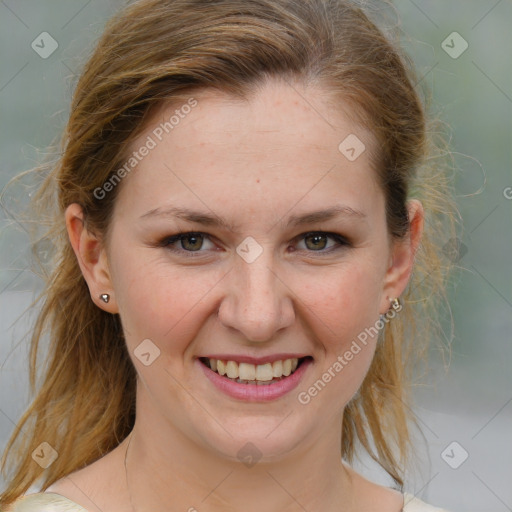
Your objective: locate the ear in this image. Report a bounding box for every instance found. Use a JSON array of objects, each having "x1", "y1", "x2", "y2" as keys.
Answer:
[
  {"x1": 379, "y1": 199, "x2": 424, "y2": 314},
  {"x1": 65, "y1": 203, "x2": 118, "y2": 313}
]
